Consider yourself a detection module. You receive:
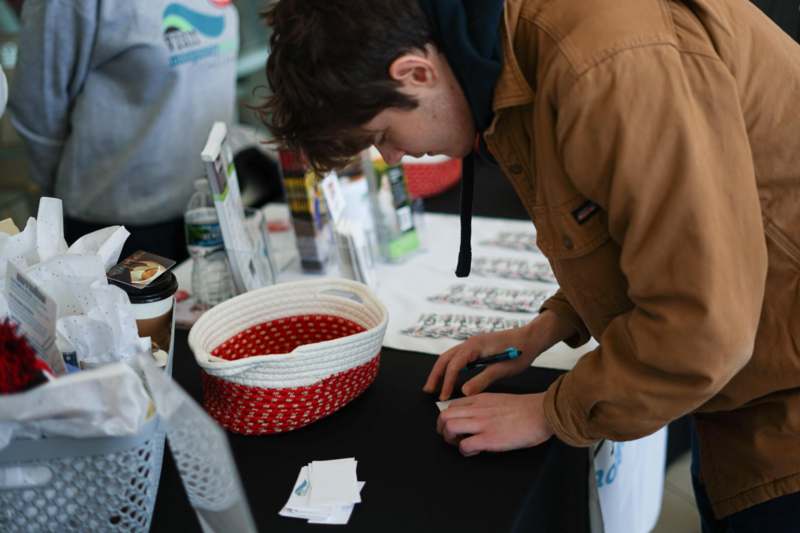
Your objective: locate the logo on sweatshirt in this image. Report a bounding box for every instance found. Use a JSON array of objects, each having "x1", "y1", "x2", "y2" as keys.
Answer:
[
  {"x1": 163, "y1": 4, "x2": 225, "y2": 37},
  {"x1": 163, "y1": 3, "x2": 235, "y2": 67}
]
